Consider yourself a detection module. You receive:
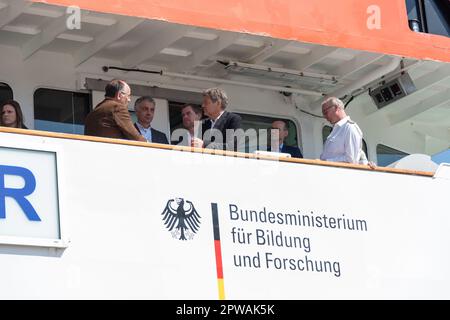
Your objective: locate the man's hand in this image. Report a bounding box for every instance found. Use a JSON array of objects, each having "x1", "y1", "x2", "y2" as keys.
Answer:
[
  {"x1": 367, "y1": 161, "x2": 377, "y2": 169},
  {"x1": 191, "y1": 137, "x2": 204, "y2": 148}
]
